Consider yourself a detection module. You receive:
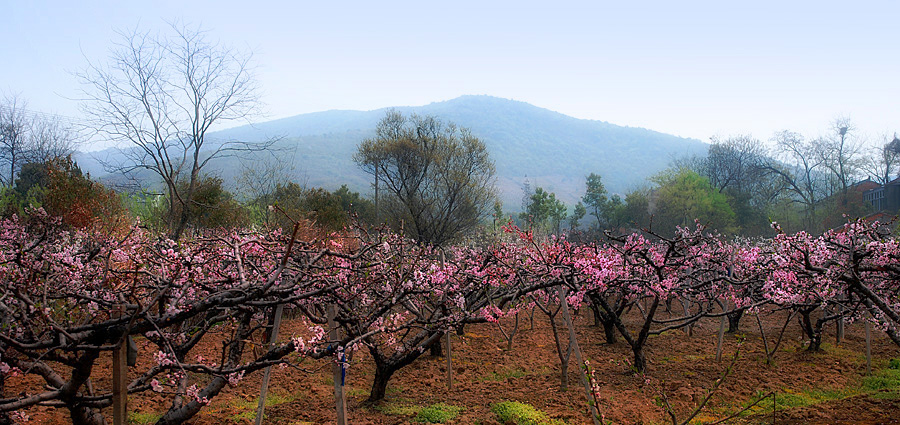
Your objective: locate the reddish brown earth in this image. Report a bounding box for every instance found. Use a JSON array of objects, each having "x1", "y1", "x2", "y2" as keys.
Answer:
[{"x1": 9, "y1": 308, "x2": 900, "y2": 424}]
